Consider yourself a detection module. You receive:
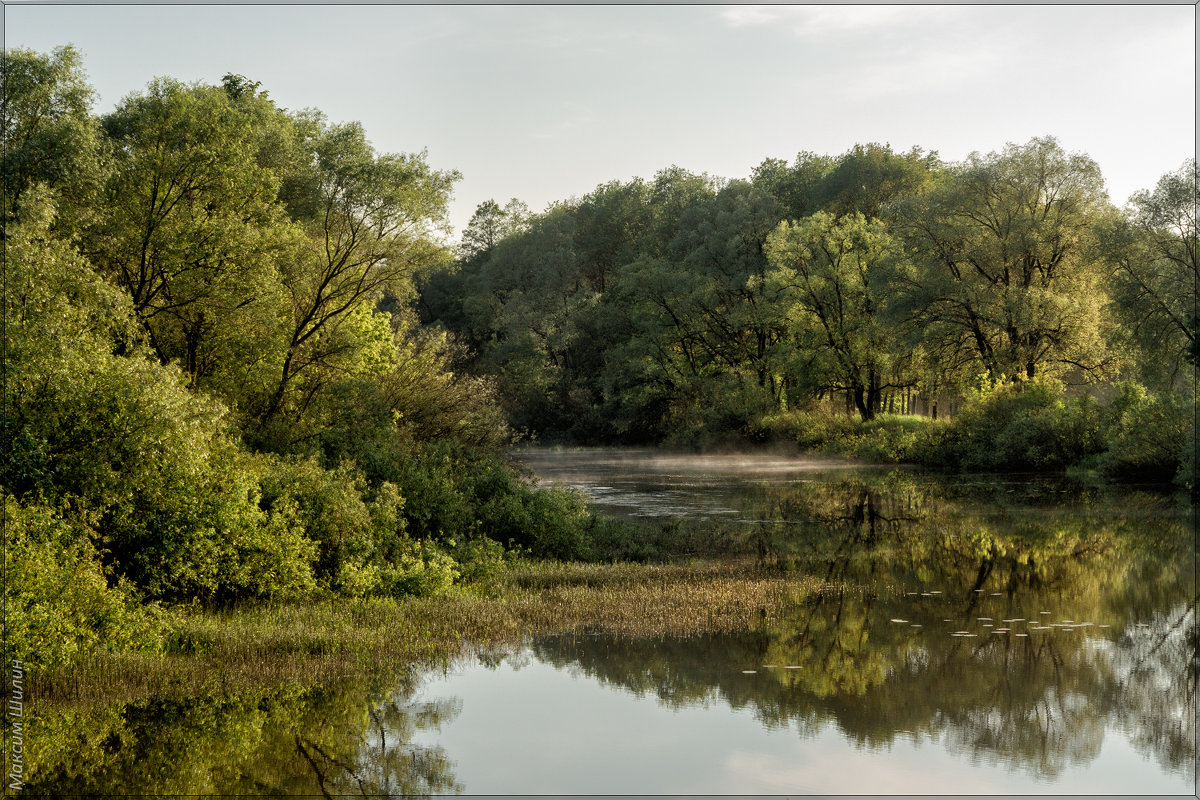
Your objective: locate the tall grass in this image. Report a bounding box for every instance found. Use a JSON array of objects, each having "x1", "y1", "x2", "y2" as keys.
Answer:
[{"x1": 36, "y1": 560, "x2": 822, "y2": 707}]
